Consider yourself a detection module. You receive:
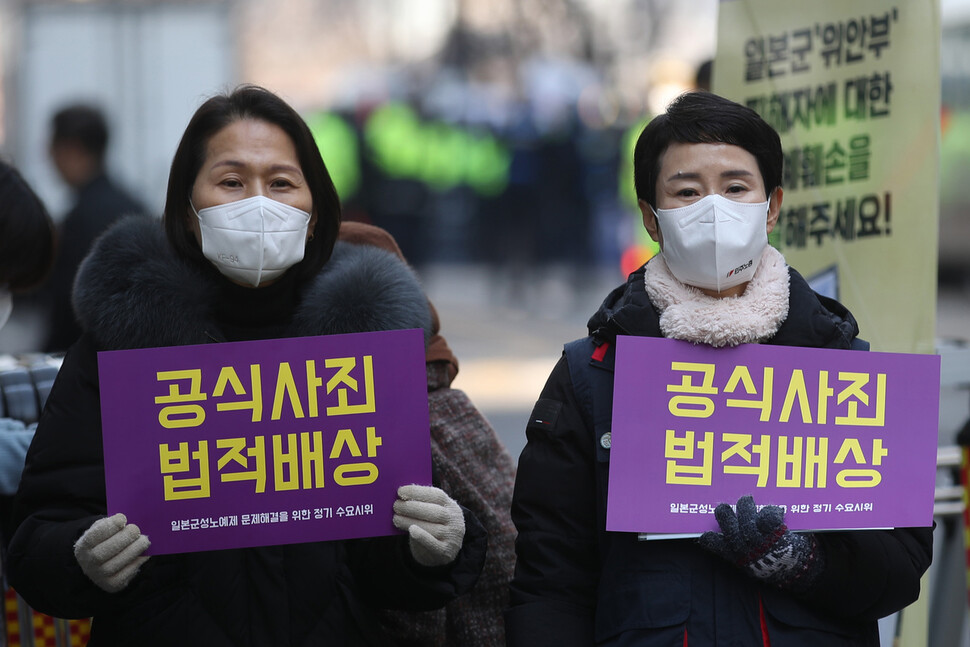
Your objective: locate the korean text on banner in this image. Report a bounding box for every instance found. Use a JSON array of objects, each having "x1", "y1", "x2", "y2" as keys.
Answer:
[
  {"x1": 607, "y1": 335, "x2": 940, "y2": 535},
  {"x1": 714, "y1": 0, "x2": 941, "y2": 354},
  {"x1": 97, "y1": 329, "x2": 431, "y2": 555}
]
